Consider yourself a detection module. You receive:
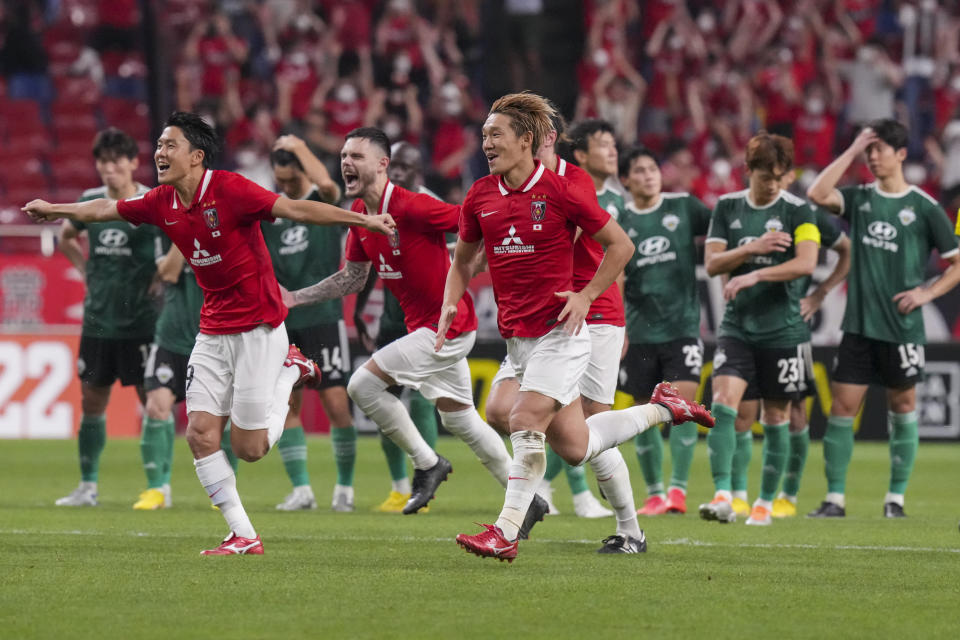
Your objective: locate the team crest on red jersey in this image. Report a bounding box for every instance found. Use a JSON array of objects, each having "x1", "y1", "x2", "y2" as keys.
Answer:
[
  {"x1": 203, "y1": 207, "x2": 220, "y2": 229},
  {"x1": 531, "y1": 198, "x2": 546, "y2": 222}
]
